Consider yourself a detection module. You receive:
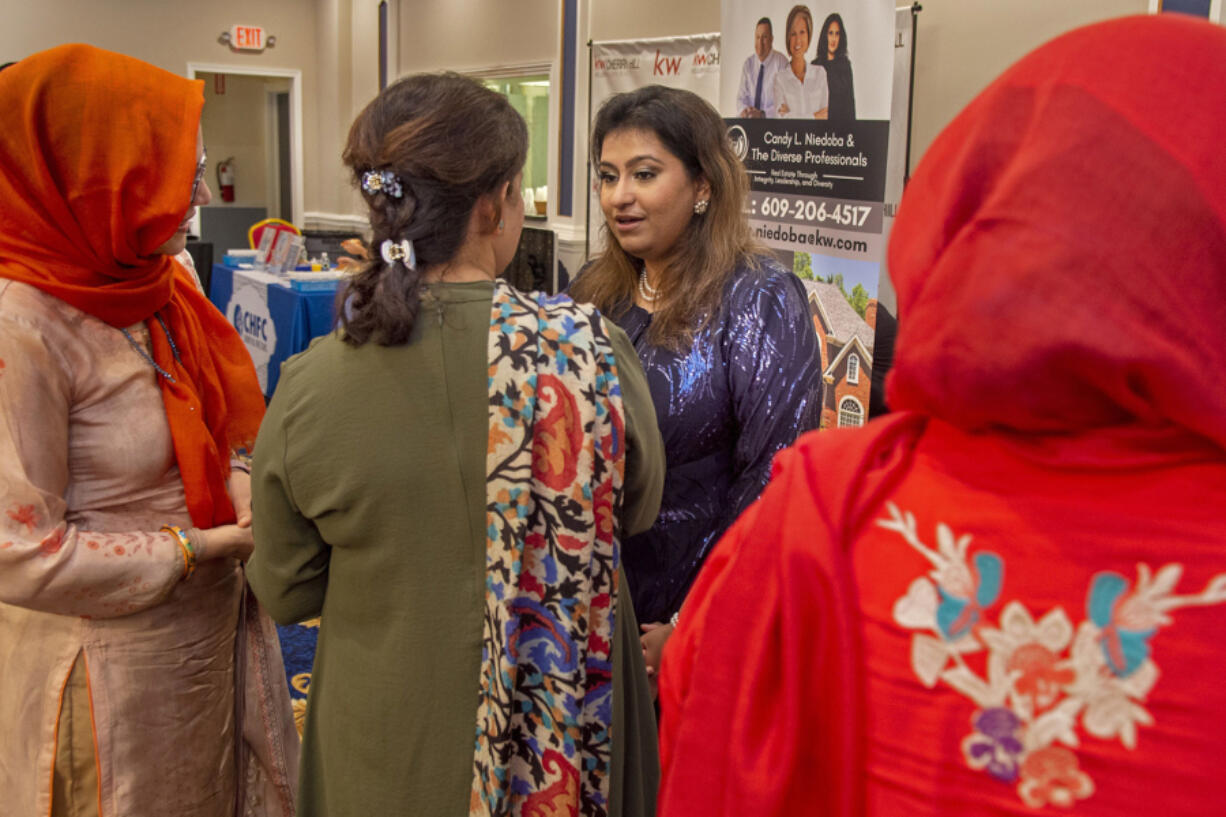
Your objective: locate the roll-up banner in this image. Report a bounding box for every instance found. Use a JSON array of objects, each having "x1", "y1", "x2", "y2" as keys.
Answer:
[
  {"x1": 867, "y1": 6, "x2": 916, "y2": 417},
  {"x1": 587, "y1": 34, "x2": 721, "y2": 255},
  {"x1": 722, "y1": 0, "x2": 899, "y2": 428}
]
